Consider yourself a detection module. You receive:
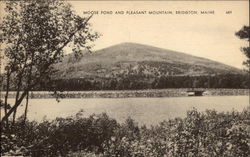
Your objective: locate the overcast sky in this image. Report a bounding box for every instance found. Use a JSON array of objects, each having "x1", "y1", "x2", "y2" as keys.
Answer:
[{"x1": 69, "y1": 1, "x2": 249, "y2": 69}]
